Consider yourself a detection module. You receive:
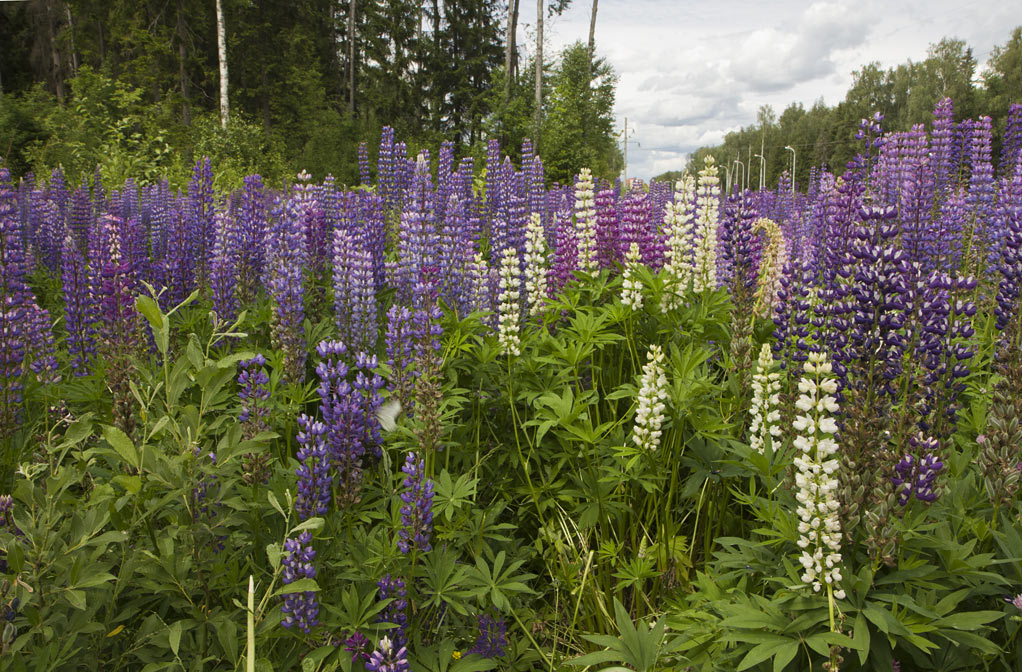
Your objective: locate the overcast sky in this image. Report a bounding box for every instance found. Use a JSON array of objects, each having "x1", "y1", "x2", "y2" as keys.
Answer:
[{"x1": 521, "y1": 0, "x2": 1022, "y2": 179}]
